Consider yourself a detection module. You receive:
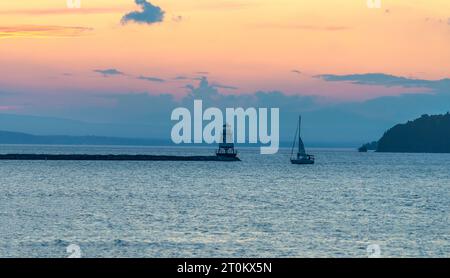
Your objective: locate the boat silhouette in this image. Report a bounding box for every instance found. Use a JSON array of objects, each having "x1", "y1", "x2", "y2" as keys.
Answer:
[{"x1": 290, "y1": 116, "x2": 315, "y2": 164}]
